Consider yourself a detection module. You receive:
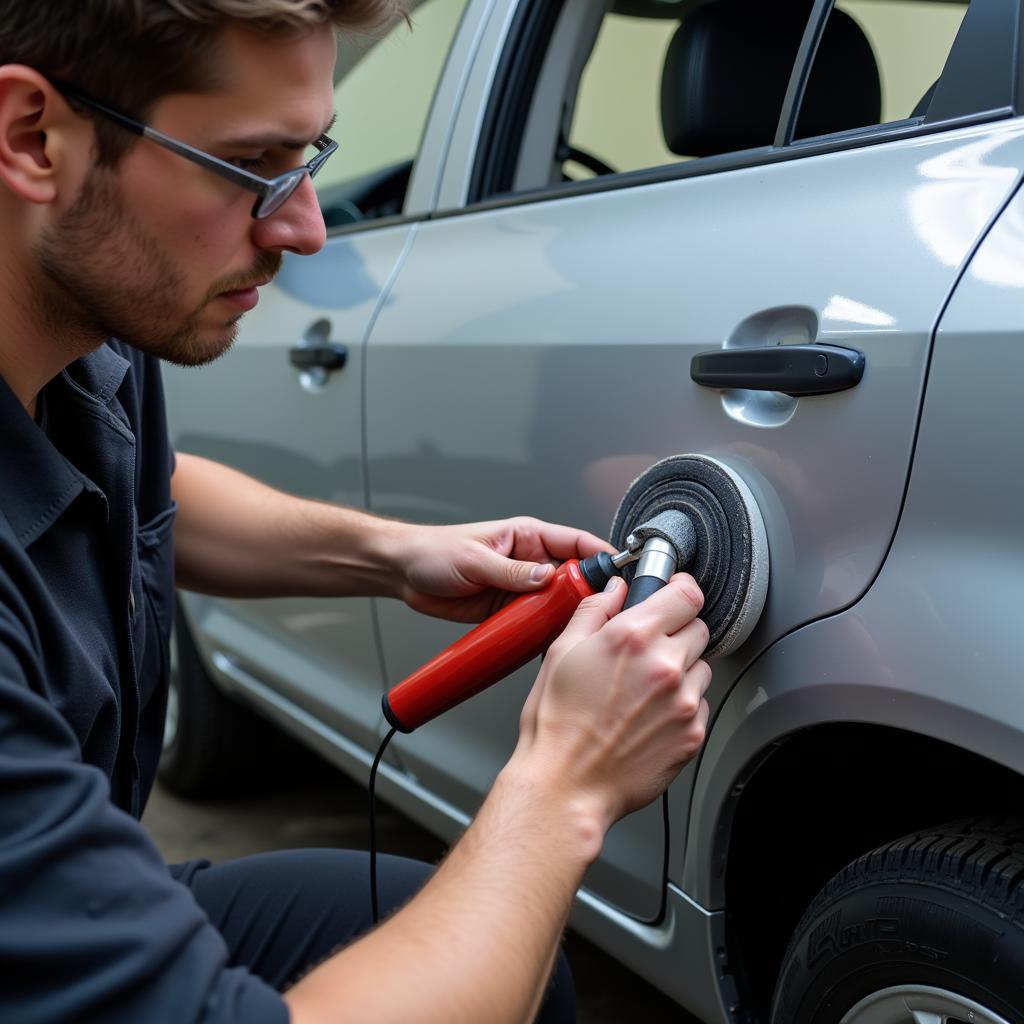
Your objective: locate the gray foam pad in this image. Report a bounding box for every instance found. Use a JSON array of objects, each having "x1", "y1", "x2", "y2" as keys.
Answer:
[
  {"x1": 631, "y1": 510, "x2": 697, "y2": 567},
  {"x1": 610, "y1": 455, "x2": 769, "y2": 658}
]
